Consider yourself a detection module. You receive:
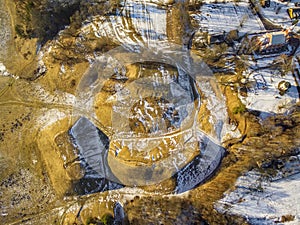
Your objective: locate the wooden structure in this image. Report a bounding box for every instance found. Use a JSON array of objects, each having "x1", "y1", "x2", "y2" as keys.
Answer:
[{"x1": 257, "y1": 31, "x2": 288, "y2": 54}]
